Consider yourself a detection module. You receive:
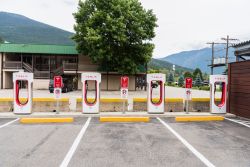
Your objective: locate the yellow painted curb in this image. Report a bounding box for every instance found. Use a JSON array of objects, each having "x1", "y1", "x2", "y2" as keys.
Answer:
[
  {"x1": 175, "y1": 116, "x2": 224, "y2": 122},
  {"x1": 0, "y1": 98, "x2": 13, "y2": 102},
  {"x1": 20, "y1": 117, "x2": 74, "y2": 124},
  {"x1": 191, "y1": 98, "x2": 221, "y2": 102},
  {"x1": 165, "y1": 98, "x2": 183, "y2": 102},
  {"x1": 133, "y1": 98, "x2": 147, "y2": 102},
  {"x1": 133, "y1": 98, "x2": 183, "y2": 103},
  {"x1": 33, "y1": 98, "x2": 69, "y2": 102},
  {"x1": 77, "y1": 98, "x2": 127, "y2": 103},
  {"x1": 100, "y1": 117, "x2": 150, "y2": 122},
  {"x1": 0, "y1": 98, "x2": 69, "y2": 102}
]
